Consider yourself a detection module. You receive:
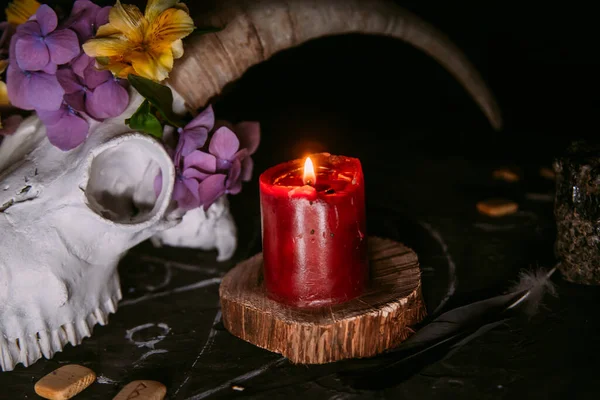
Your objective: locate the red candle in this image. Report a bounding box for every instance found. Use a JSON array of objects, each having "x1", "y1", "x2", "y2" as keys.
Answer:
[{"x1": 259, "y1": 153, "x2": 368, "y2": 308}]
